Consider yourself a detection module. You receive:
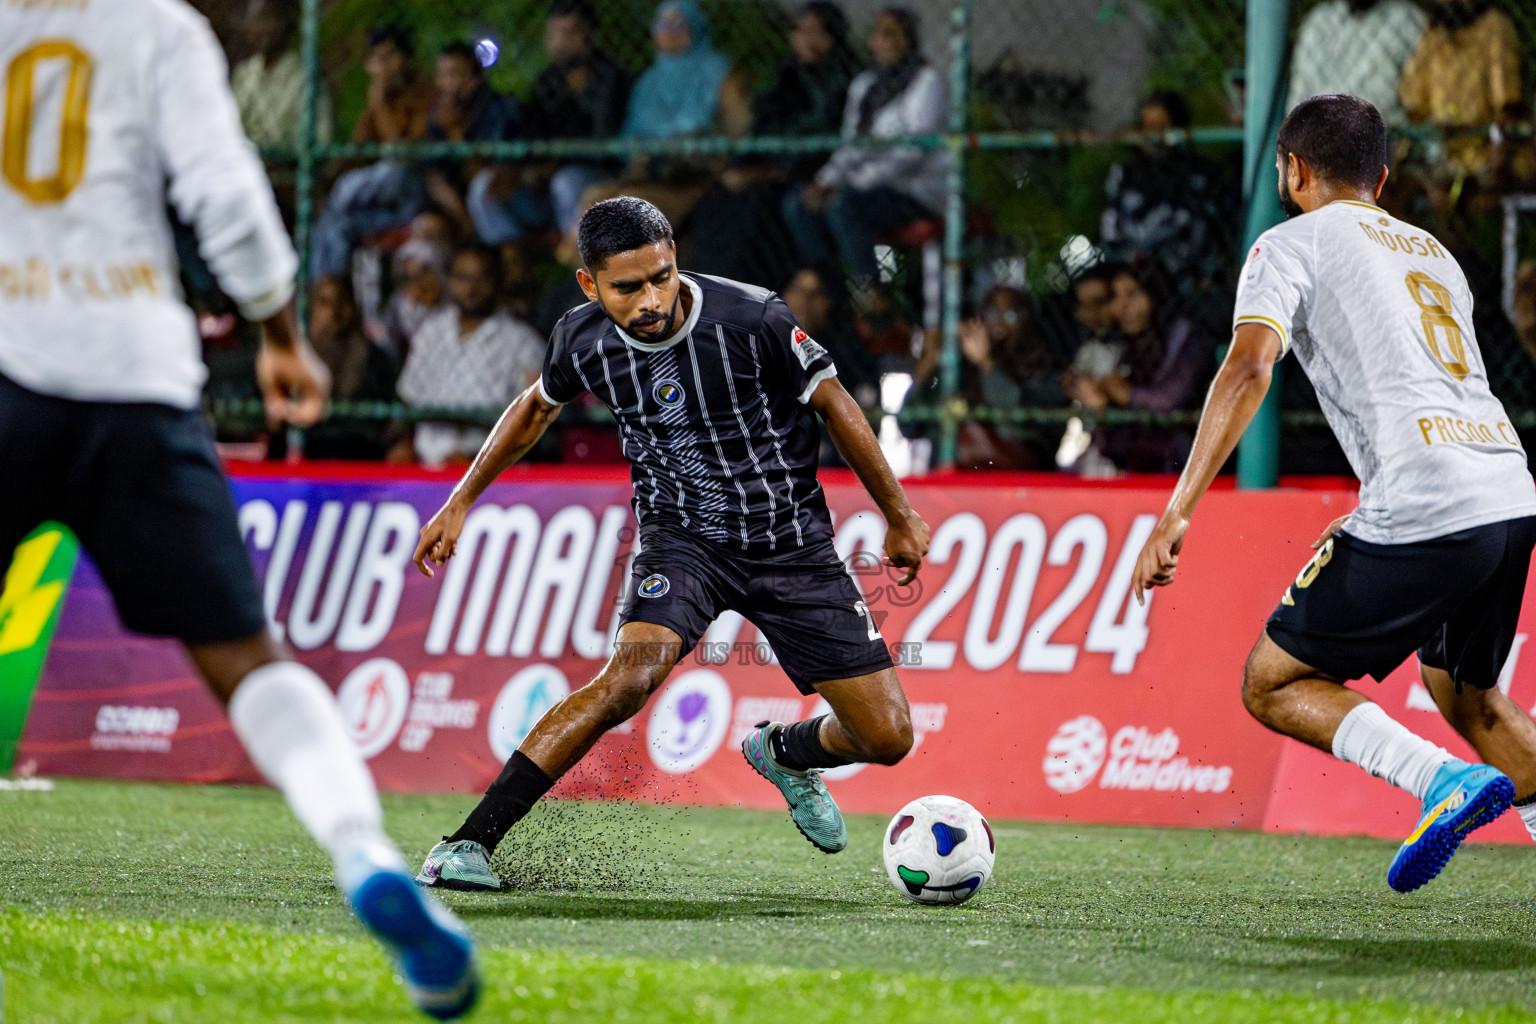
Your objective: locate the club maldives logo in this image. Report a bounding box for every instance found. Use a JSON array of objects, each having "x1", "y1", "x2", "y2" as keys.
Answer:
[
  {"x1": 1043, "y1": 716, "x2": 1234, "y2": 795},
  {"x1": 647, "y1": 669, "x2": 732, "y2": 773},
  {"x1": 336, "y1": 658, "x2": 410, "y2": 759},
  {"x1": 653, "y1": 380, "x2": 684, "y2": 408},
  {"x1": 488, "y1": 664, "x2": 571, "y2": 762},
  {"x1": 638, "y1": 573, "x2": 670, "y2": 598}
]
